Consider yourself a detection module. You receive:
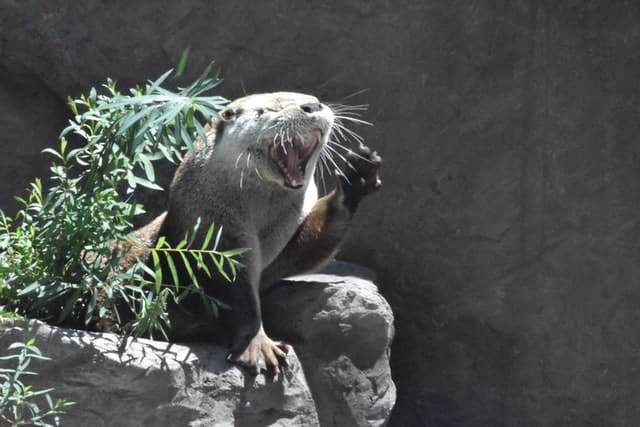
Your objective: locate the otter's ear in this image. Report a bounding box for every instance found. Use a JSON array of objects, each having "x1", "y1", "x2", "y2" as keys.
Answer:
[
  {"x1": 206, "y1": 117, "x2": 219, "y2": 132},
  {"x1": 205, "y1": 116, "x2": 225, "y2": 143},
  {"x1": 211, "y1": 116, "x2": 227, "y2": 143}
]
